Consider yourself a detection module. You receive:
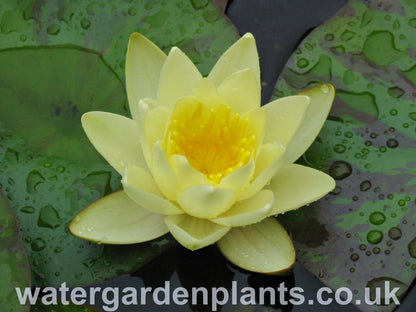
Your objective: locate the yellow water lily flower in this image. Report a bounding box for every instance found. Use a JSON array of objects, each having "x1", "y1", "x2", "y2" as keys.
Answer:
[{"x1": 70, "y1": 32, "x2": 336, "y2": 274}]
